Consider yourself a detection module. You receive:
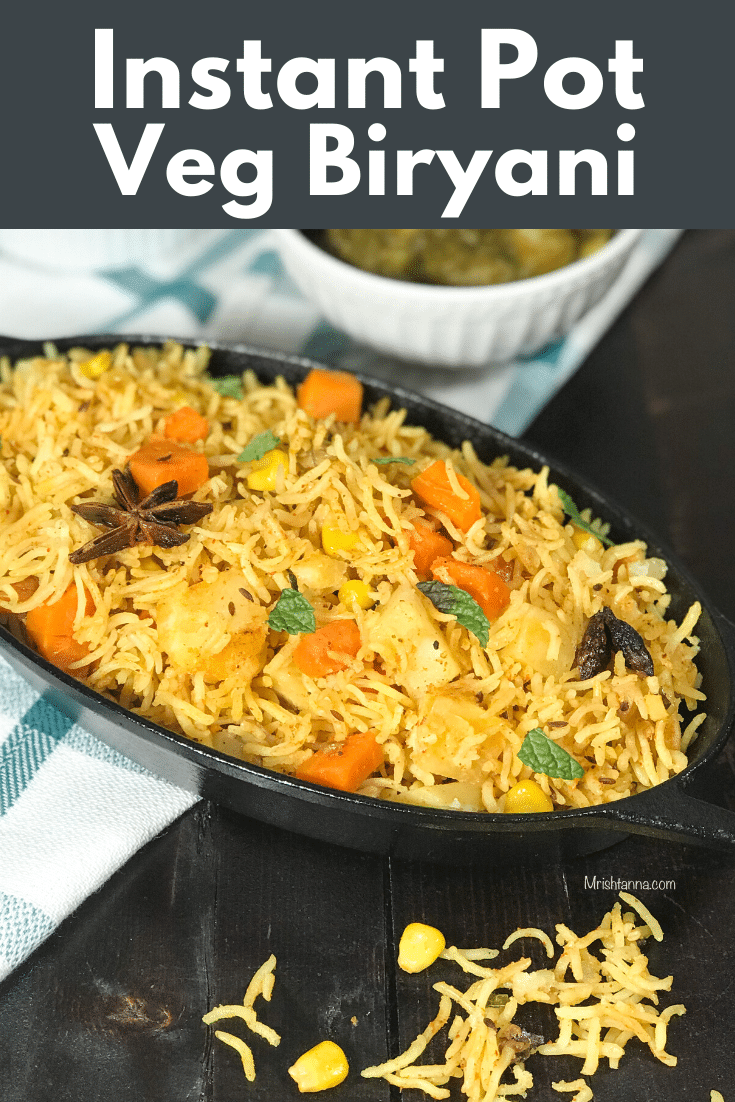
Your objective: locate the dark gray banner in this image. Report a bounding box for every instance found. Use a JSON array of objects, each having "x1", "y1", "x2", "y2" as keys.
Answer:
[{"x1": 0, "y1": 0, "x2": 732, "y2": 226}]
